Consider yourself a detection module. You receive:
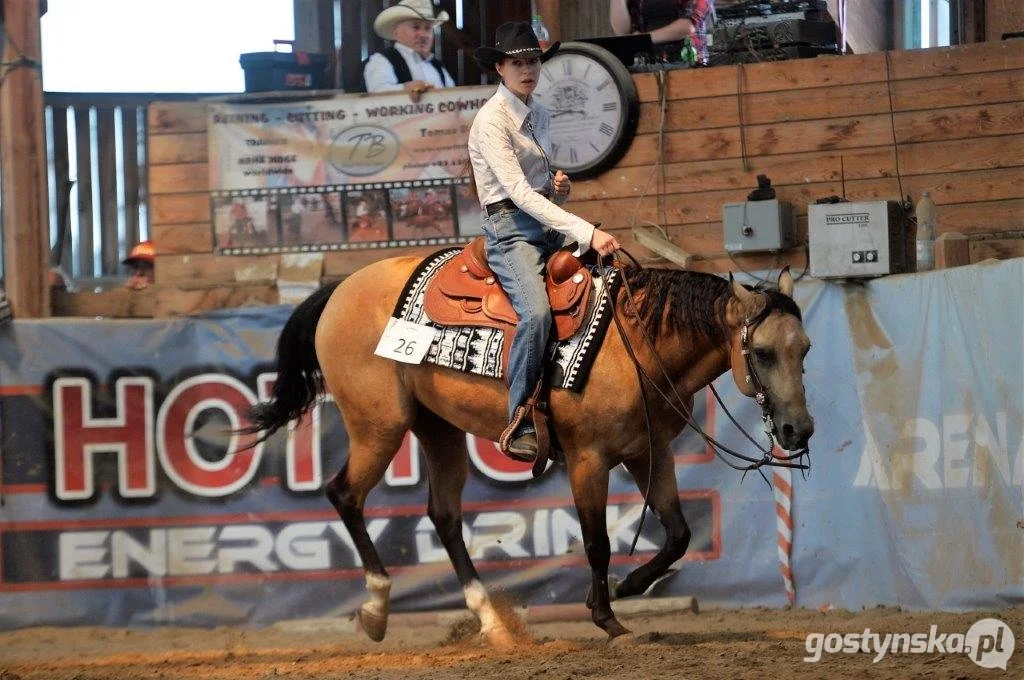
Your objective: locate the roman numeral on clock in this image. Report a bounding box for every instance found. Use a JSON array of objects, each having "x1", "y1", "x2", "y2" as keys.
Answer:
[
  {"x1": 570, "y1": 147, "x2": 578, "y2": 163},
  {"x1": 599, "y1": 122, "x2": 615, "y2": 136},
  {"x1": 562, "y1": 60, "x2": 572, "y2": 76},
  {"x1": 602, "y1": 102, "x2": 617, "y2": 112}
]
